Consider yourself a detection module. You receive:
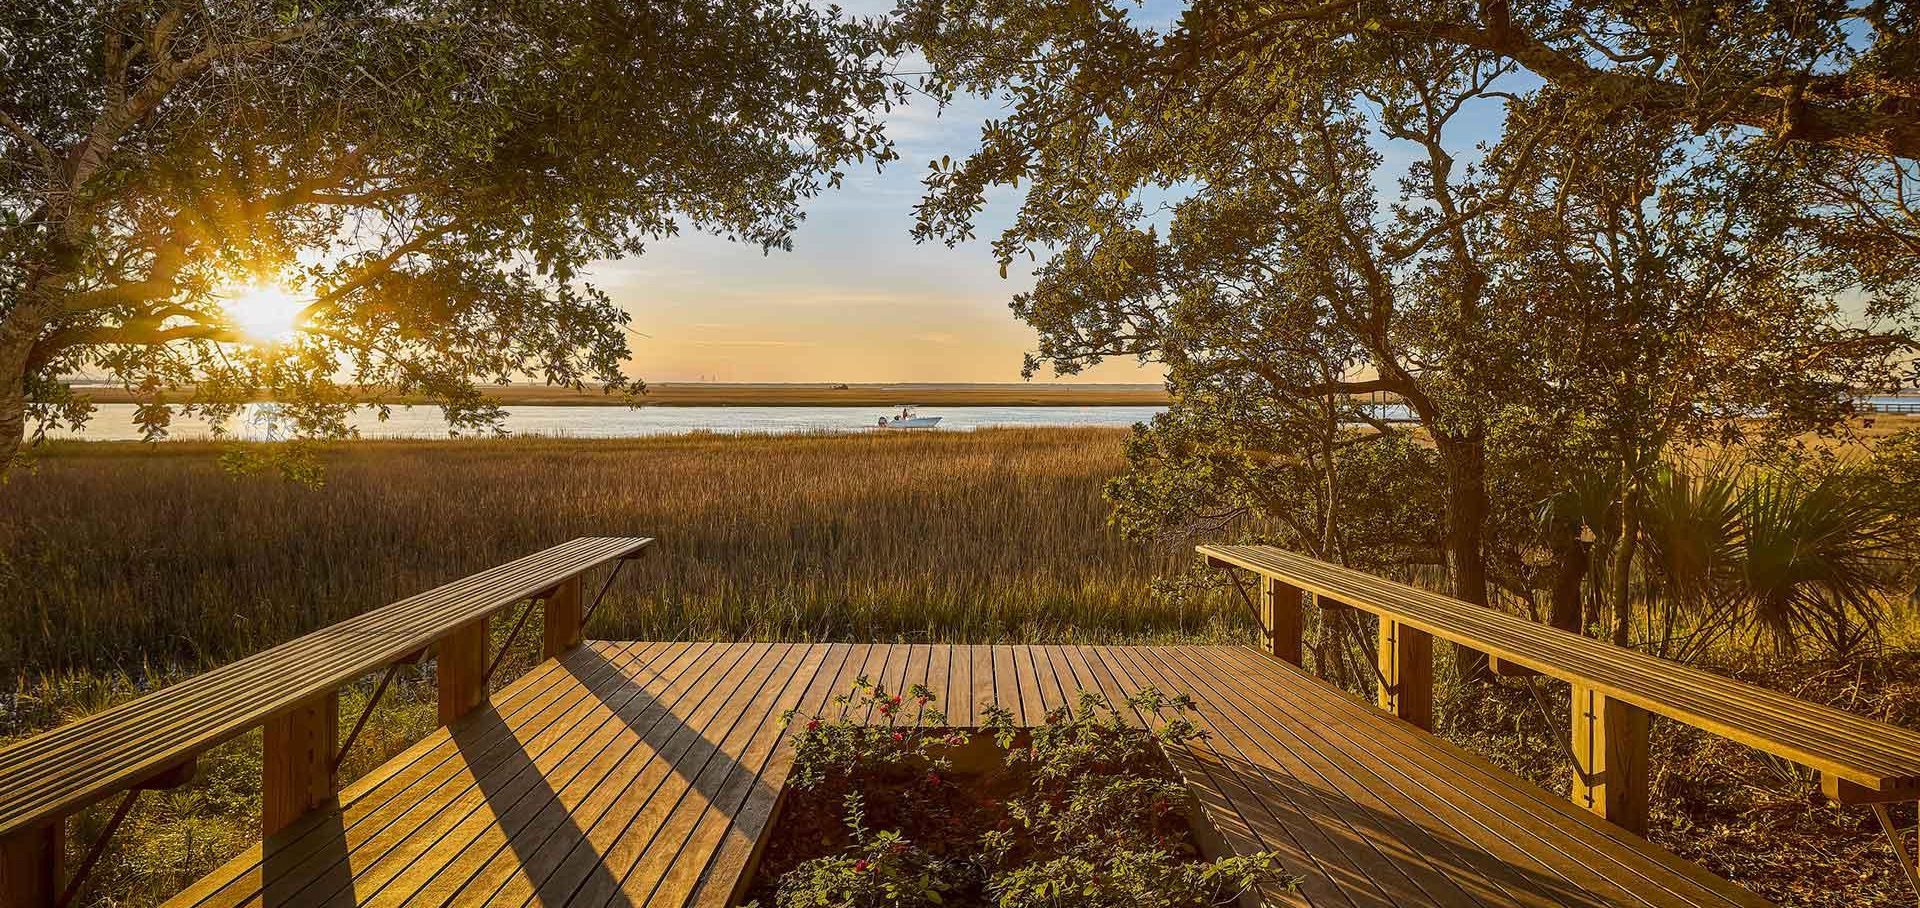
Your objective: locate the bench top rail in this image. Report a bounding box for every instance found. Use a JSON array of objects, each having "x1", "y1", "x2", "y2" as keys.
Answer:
[
  {"x1": 0, "y1": 535, "x2": 651, "y2": 838},
  {"x1": 1201, "y1": 543, "x2": 1920, "y2": 799}
]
